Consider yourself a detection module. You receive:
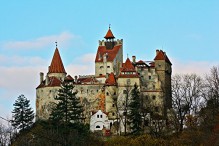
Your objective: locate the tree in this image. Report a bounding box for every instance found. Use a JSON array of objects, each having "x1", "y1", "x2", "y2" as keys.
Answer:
[
  {"x1": 127, "y1": 84, "x2": 142, "y2": 135},
  {"x1": 11, "y1": 94, "x2": 34, "y2": 131},
  {"x1": 50, "y1": 81, "x2": 84, "y2": 124},
  {"x1": 172, "y1": 74, "x2": 203, "y2": 132}
]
